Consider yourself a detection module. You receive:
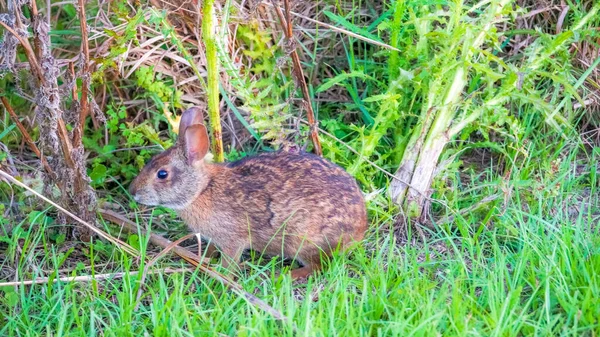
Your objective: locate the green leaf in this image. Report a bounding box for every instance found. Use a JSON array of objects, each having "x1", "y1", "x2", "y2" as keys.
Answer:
[
  {"x1": 4, "y1": 291, "x2": 19, "y2": 307},
  {"x1": 323, "y1": 10, "x2": 384, "y2": 44},
  {"x1": 127, "y1": 234, "x2": 141, "y2": 251},
  {"x1": 55, "y1": 233, "x2": 66, "y2": 245},
  {"x1": 316, "y1": 71, "x2": 376, "y2": 93},
  {"x1": 0, "y1": 124, "x2": 16, "y2": 141},
  {"x1": 90, "y1": 164, "x2": 107, "y2": 184},
  {"x1": 471, "y1": 63, "x2": 505, "y2": 82},
  {"x1": 363, "y1": 93, "x2": 402, "y2": 103},
  {"x1": 27, "y1": 211, "x2": 45, "y2": 226}
]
